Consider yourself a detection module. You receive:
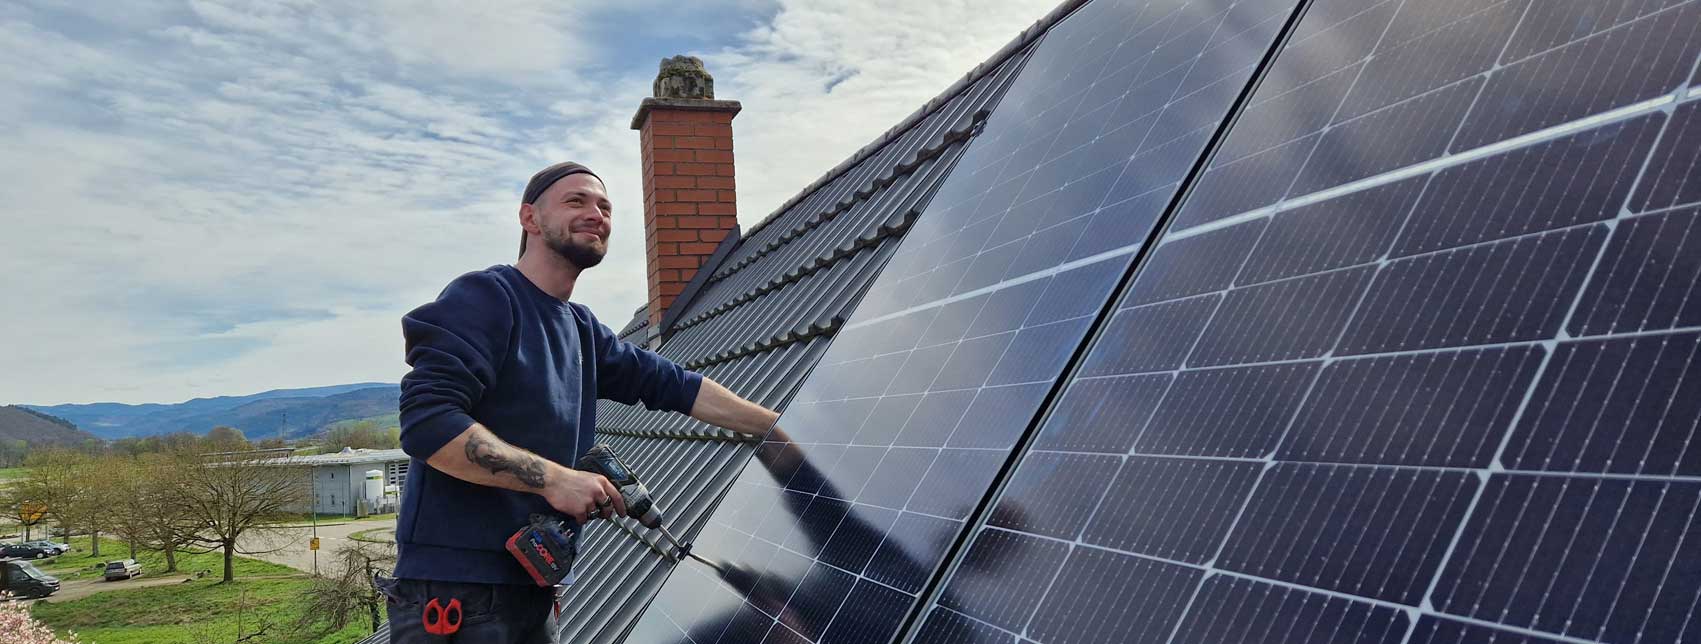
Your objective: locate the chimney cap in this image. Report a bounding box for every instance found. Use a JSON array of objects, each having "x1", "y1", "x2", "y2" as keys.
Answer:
[
  {"x1": 655, "y1": 55, "x2": 715, "y2": 99},
  {"x1": 632, "y1": 55, "x2": 742, "y2": 129}
]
